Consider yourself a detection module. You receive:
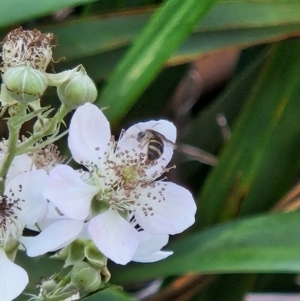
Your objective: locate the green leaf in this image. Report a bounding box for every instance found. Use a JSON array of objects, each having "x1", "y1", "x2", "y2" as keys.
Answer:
[
  {"x1": 173, "y1": 24, "x2": 300, "y2": 65},
  {"x1": 0, "y1": 0, "x2": 98, "y2": 28},
  {"x1": 97, "y1": 0, "x2": 218, "y2": 122},
  {"x1": 86, "y1": 289, "x2": 136, "y2": 301},
  {"x1": 179, "y1": 46, "x2": 269, "y2": 190},
  {"x1": 194, "y1": 275, "x2": 255, "y2": 301},
  {"x1": 15, "y1": 252, "x2": 63, "y2": 300},
  {"x1": 45, "y1": 1, "x2": 300, "y2": 63},
  {"x1": 196, "y1": 39, "x2": 300, "y2": 228},
  {"x1": 36, "y1": 1, "x2": 300, "y2": 98},
  {"x1": 51, "y1": 23, "x2": 300, "y2": 87},
  {"x1": 111, "y1": 211, "x2": 300, "y2": 283}
]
